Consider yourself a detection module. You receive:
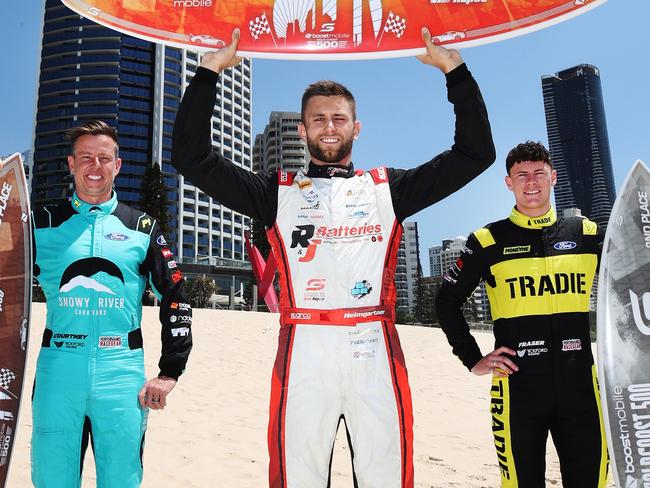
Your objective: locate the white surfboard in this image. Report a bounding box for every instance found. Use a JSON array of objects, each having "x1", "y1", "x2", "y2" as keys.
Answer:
[
  {"x1": 0, "y1": 154, "x2": 32, "y2": 488},
  {"x1": 597, "y1": 160, "x2": 650, "y2": 488}
]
